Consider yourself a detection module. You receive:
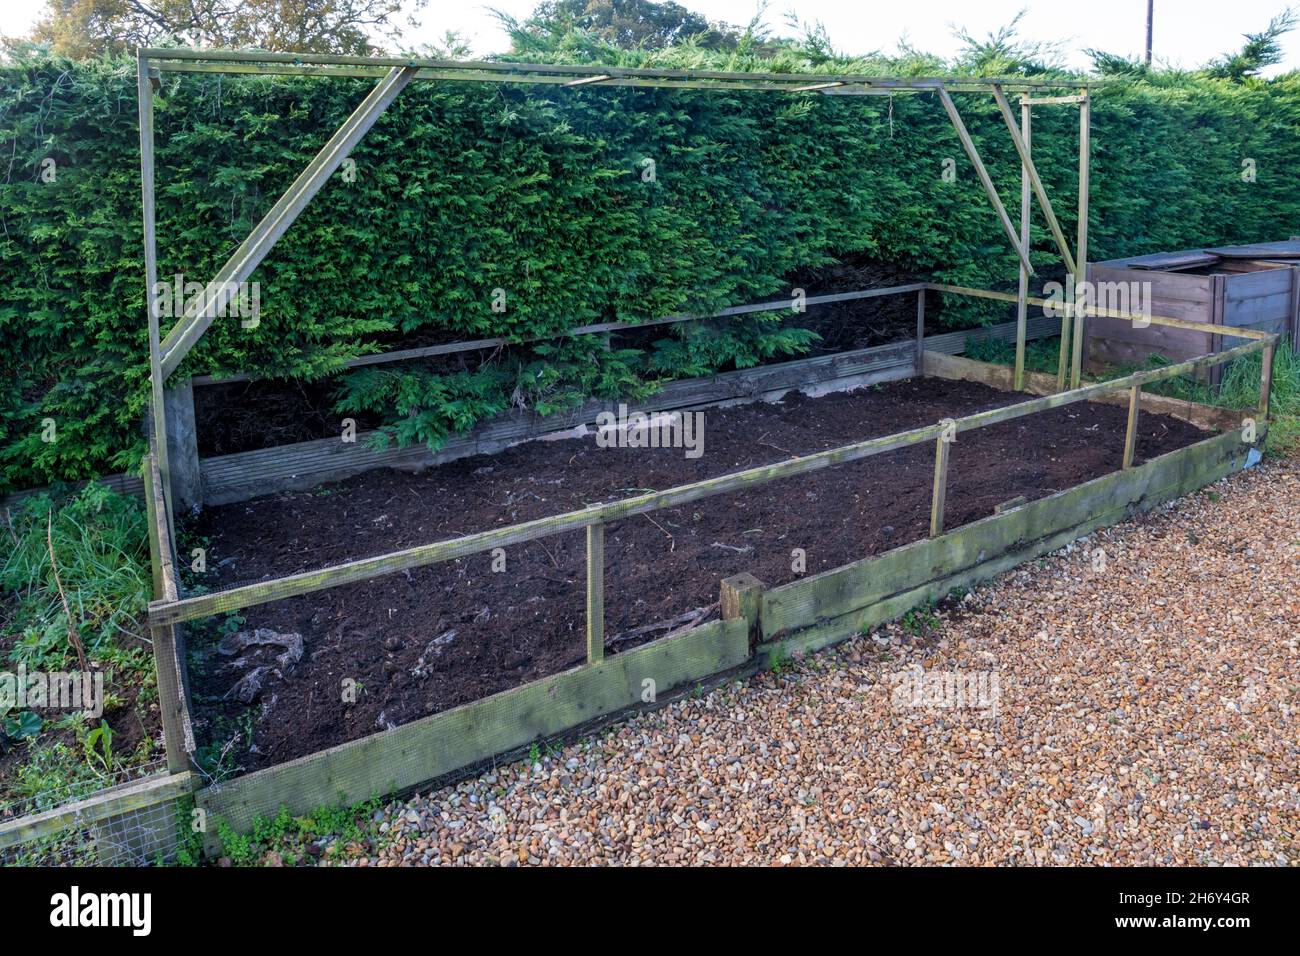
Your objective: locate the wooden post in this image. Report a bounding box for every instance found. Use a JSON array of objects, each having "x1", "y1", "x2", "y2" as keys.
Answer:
[
  {"x1": 1070, "y1": 91, "x2": 1091, "y2": 390},
  {"x1": 1260, "y1": 342, "x2": 1274, "y2": 419},
  {"x1": 142, "y1": 452, "x2": 192, "y2": 773},
  {"x1": 720, "y1": 572, "x2": 765, "y2": 641},
  {"x1": 1123, "y1": 384, "x2": 1141, "y2": 470},
  {"x1": 929, "y1": 435, "x2": 951, "y2": 537},
  {"x1": 915, "y1": 289, "x2": 926, "y2": 374},
  {"x1": 163, "y1": 378, "x2": 202, "y2": 512},
  {"x1": 1015, "y1": 96, "x2": 1032, "y2": 391},
  {"x1": 586, "y1": 523, "x2": 605, "y2": 664},
  {"x1": 138, "y1": 54, "x2": 174, "y2": 547}
]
